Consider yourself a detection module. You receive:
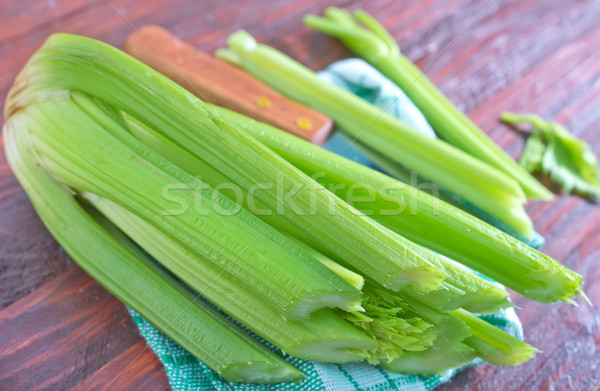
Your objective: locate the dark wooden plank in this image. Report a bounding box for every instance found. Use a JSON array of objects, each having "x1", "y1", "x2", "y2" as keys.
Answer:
[
  {"x1": 72, "y1": 341, "x2": 170, "y2": 391},
  {"x1": 0, "y1": 267, "x2": 143, "y2": 391},
  {"x1": 0, "y1": 185, "x2": 75, "y2": 309},
  {"x1": 1, "y1": 0, "x2": 600, "y2": 390}
]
